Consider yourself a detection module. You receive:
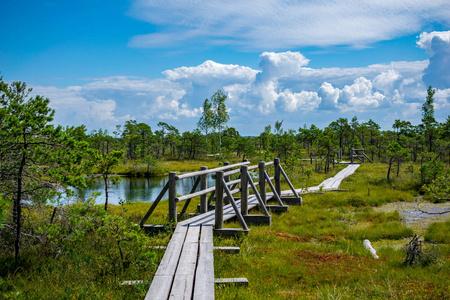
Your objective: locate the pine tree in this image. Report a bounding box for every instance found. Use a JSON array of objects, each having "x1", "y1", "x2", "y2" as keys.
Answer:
[{"x1": 0, "y1": 78, "x2": 87, "y2": 262}]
